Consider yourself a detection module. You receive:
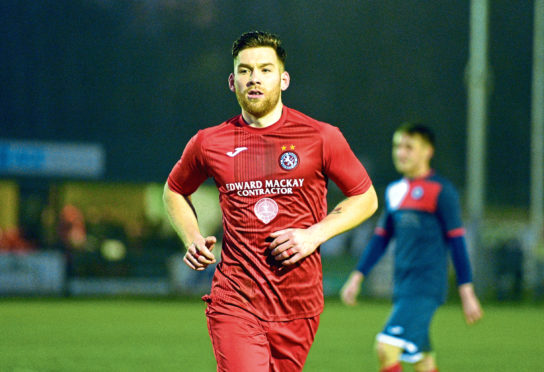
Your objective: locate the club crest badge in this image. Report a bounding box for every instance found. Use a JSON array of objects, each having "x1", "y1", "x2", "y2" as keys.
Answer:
[
  {"x1": 279, "y1": 151, "x2": 299, "y2": 170},
  {"x1": 411, "y1": 186, "x2": 424, "y2": 200},
  {"x1": 254, "y1": 197, "x2": 278, "y2": 224}
]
